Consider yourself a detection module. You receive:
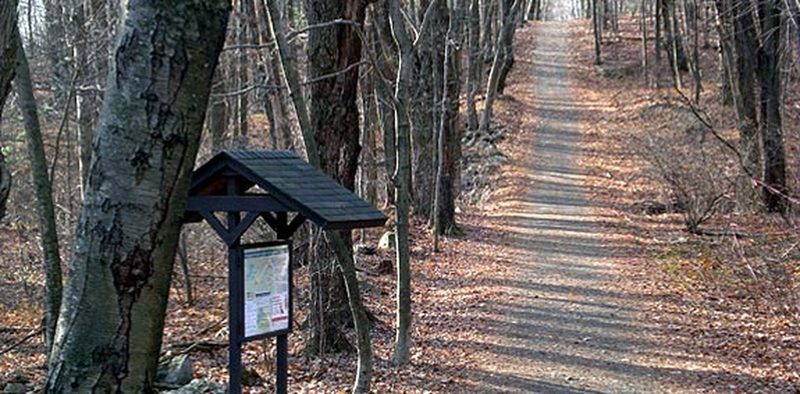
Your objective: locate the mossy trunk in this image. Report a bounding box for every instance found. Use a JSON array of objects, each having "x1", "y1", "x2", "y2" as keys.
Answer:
[{"x1": 45, "y1": 1, "x2": 230, "y2": 391}]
